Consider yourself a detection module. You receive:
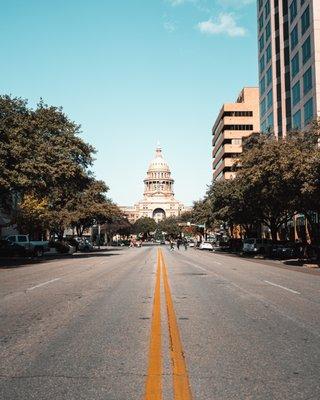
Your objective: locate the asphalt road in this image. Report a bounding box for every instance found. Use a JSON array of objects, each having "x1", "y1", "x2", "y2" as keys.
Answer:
[{"x1": 0, "y1": 246, "x2": 319, "y2": 399}]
